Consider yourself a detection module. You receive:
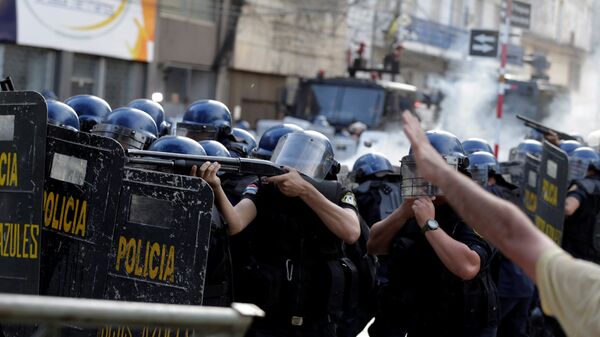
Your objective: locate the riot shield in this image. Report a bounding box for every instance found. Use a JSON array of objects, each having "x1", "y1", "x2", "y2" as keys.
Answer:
[
  {"x1": 0, "y1": 91, "x2": 46, "y2": 295},
  {"x1": 534, "y1": 141, "x2": 569, "y2": 244},
  {"x1": 521, "y1": 154, "x2": 540, "y2": 222},
  {"x1": 104, "y1": 167, "x2": 213, "y2": 304},
  {"x1": 41, "y1": 125, "x2": 125, "y2": 299}
]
